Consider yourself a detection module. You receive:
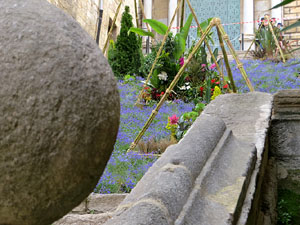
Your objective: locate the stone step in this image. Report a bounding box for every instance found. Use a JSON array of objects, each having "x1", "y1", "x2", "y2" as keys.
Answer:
[{"x1": 54, "y1": 194, "x2": 127, "y2": 225}]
